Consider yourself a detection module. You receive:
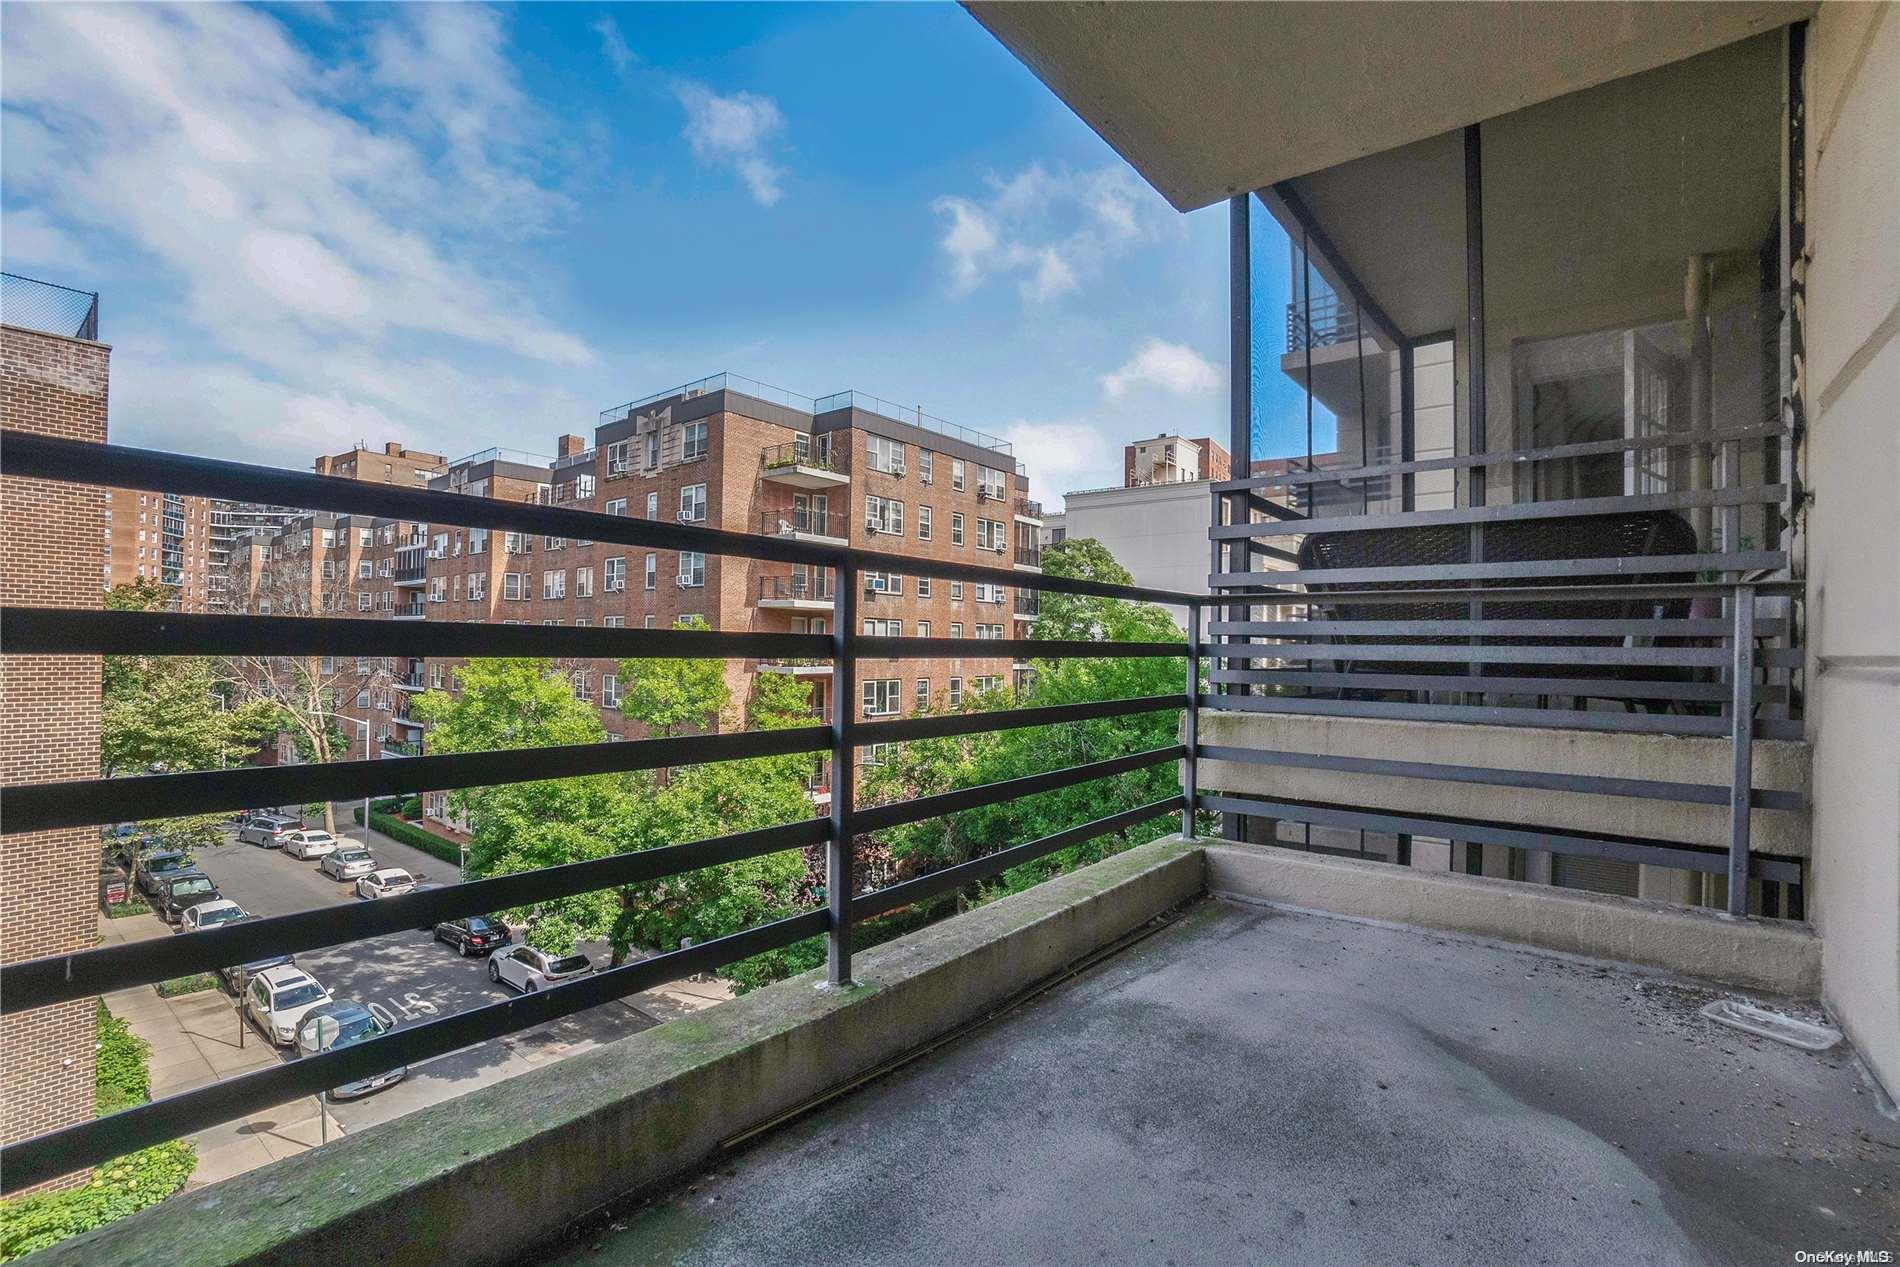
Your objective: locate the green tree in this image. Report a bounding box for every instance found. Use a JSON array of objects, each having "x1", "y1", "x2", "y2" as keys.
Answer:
[
  {"x1": 617, "y1": 616, "x2": 730, "y2": 736},
  {"x1": 1030, "y1": 537, "x2": 1180, "y2": 643}
]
